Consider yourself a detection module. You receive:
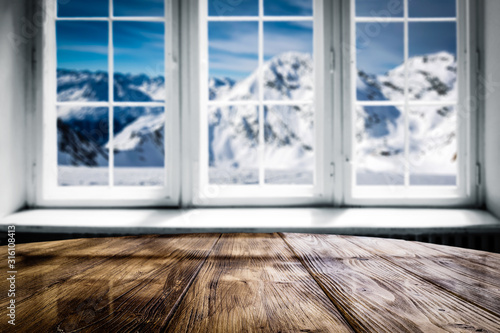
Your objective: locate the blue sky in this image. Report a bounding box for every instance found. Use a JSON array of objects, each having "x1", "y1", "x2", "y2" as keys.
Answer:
[
  {"x1": 208, "y1": 0, "x2": 312, "y2": 17},
  {"x1": 409, "y1": 0, "x2": 456, "y2": 17},
  {"x1": 114, "y1": 0, "x2": 164, "y2": 16},
  {"x1": 58, "y1": 0, "x2": 164, "y2": 17},
  {"x1": 209, "y1": 22, "x2": 258, "y2": 80},
  {"x1": 264, "y1": 0, "x2": 312, "y2": 16},
  {"x1": 57, "y1": 21, "x2": 108, "y2": 72},
  {"x1": 356, "y1": 23, "x2": 404, "y2": 75},
  {"x1": 356, "y1": 22, "x2": 456, "y2": 75},
  {"x1": 356, "y1": 0, "x2": 455, "y2": 18},
  {"x1": 57, "y1": 21, "x2": 164, "y2": 76},
  {"x1": 409, "y1": 22, "x2": 456, "y2": 57},
  {"x1": 58, "y1": 0, "x2": 108, "y2": 17},
  {"x1": 356, "y1": 0, "x2": 403, "y2": 17},
  {"x1": 208, "y1": 21, "x2": 313, "y2": 80},
  {"x1": 114, "y1": 22, "x2": 164, "y2": 76}
]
